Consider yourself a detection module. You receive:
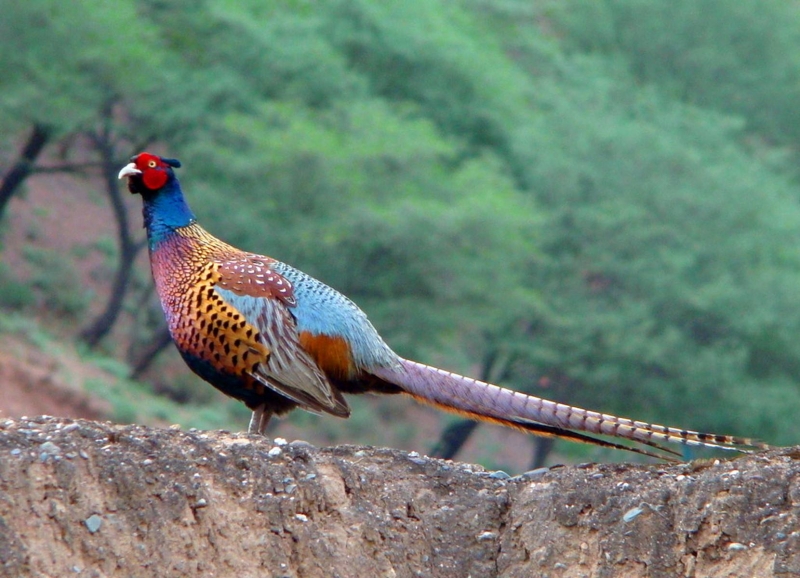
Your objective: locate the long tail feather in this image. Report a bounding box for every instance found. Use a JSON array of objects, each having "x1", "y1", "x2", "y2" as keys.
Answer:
[
  {"x1": 406, "y1": 393, "x2": 682, "y2": 461},
  {"x1": 372, "y1": 358, "x2": 768, "y2": 458}
]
